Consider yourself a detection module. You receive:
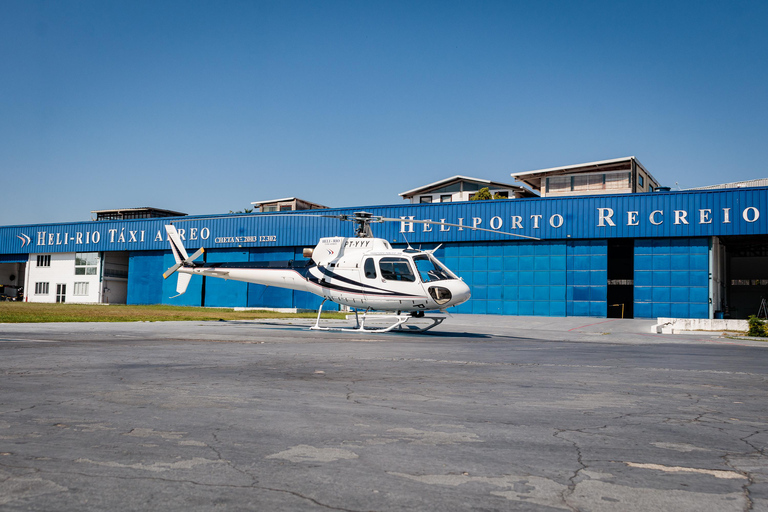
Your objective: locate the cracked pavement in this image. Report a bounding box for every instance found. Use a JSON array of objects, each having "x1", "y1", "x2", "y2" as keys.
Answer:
[{"x1": 0, "y1": 317, "x2": 766, "y2": 511}]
